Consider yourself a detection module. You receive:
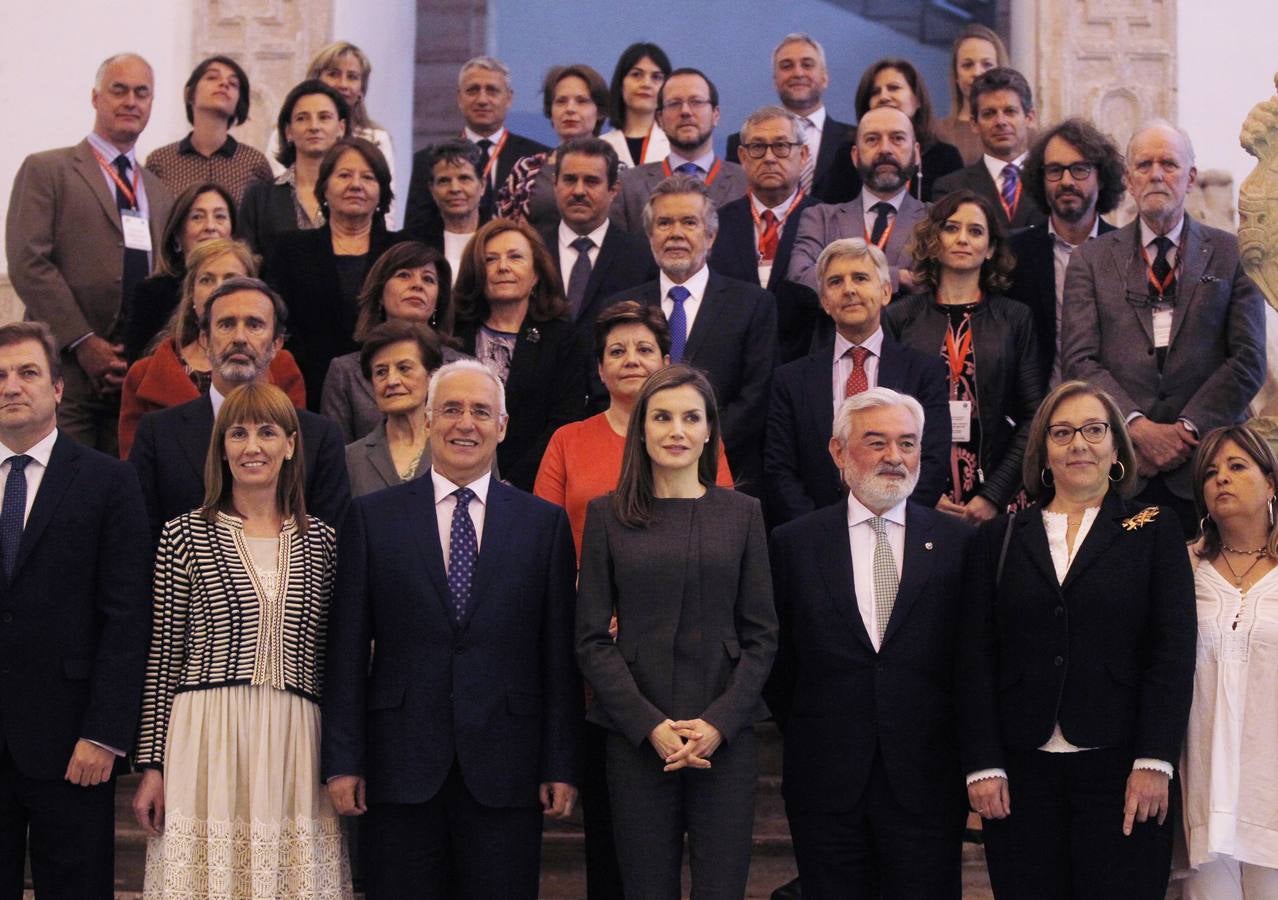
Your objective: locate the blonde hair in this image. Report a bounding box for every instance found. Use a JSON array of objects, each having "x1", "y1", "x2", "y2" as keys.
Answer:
[{"x1": 307, "y1": 41, "x2": 377, "y2": 131}]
